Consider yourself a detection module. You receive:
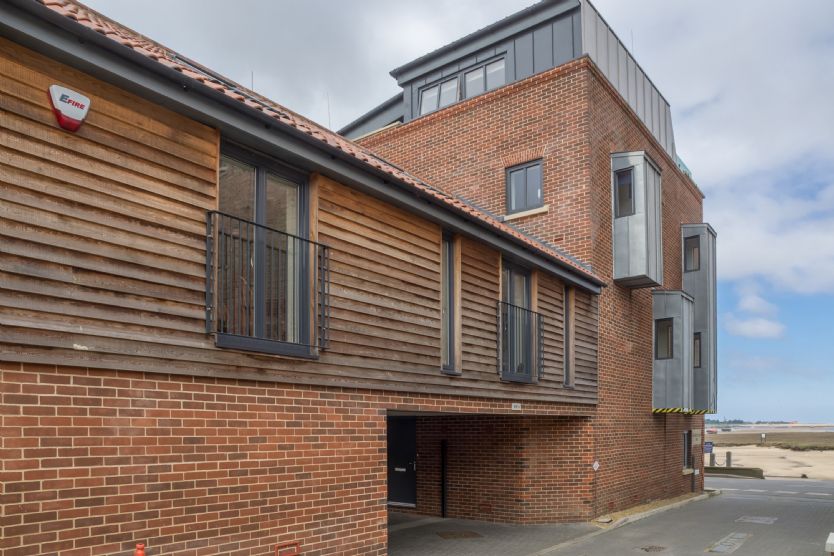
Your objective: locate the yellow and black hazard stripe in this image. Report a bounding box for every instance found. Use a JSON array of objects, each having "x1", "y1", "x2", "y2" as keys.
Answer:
[{"x1": 652, "y1": 408, "x2": 715, "y2": 415}]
